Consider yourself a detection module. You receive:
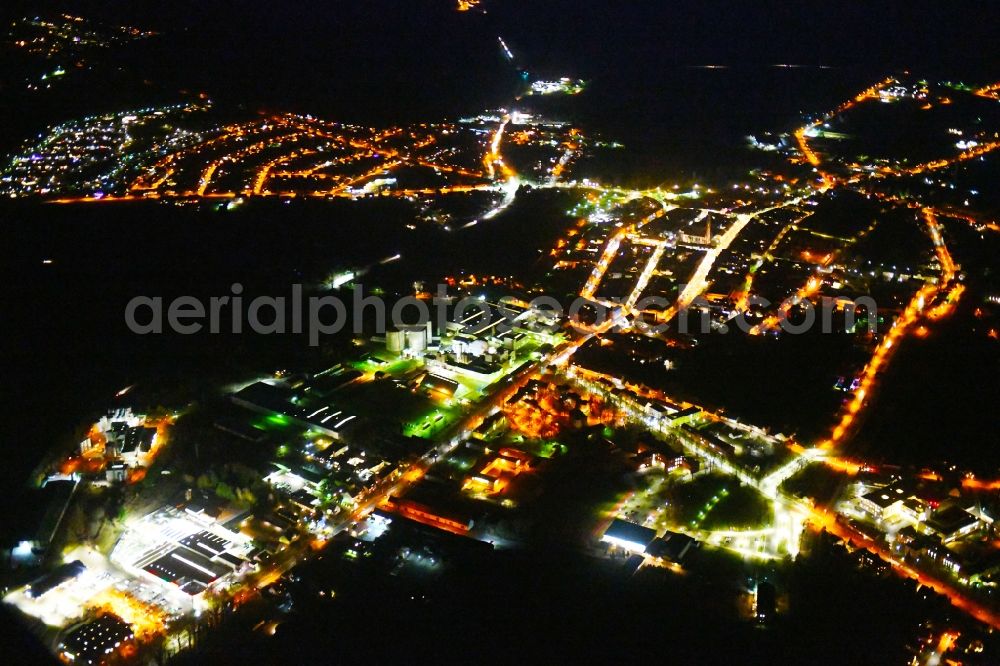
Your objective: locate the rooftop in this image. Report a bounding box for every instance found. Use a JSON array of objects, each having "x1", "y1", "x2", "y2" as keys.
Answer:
[
  {"x1": 60, "y1": 614, "x2": 134, "y2": 665},
  {"x1": 602, "y1": 519, "x2": 657, "y2": 551},
  {"x1": 926, "y1": 506, "x2": 979, "y2": 536}
]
